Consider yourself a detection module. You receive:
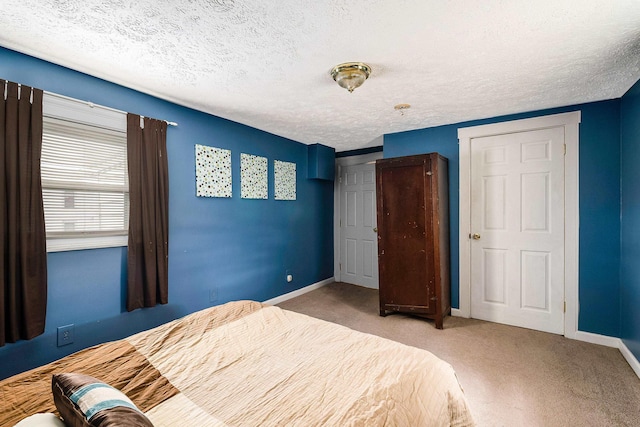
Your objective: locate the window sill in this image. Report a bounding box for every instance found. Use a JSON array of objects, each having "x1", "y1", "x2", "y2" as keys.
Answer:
[{"x1": 46, "y1": 235, "x2": 128, "y2": 252}]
